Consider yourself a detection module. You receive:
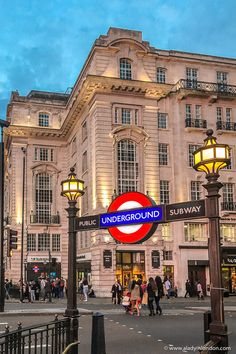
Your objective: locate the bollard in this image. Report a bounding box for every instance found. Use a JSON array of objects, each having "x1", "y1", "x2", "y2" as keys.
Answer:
[
  {"x1": 91, "y1": 312, "x2": 106, "y2": 354},
  {"x1": 203, "y1": 311, "x2": 211, "y2": 343}
]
